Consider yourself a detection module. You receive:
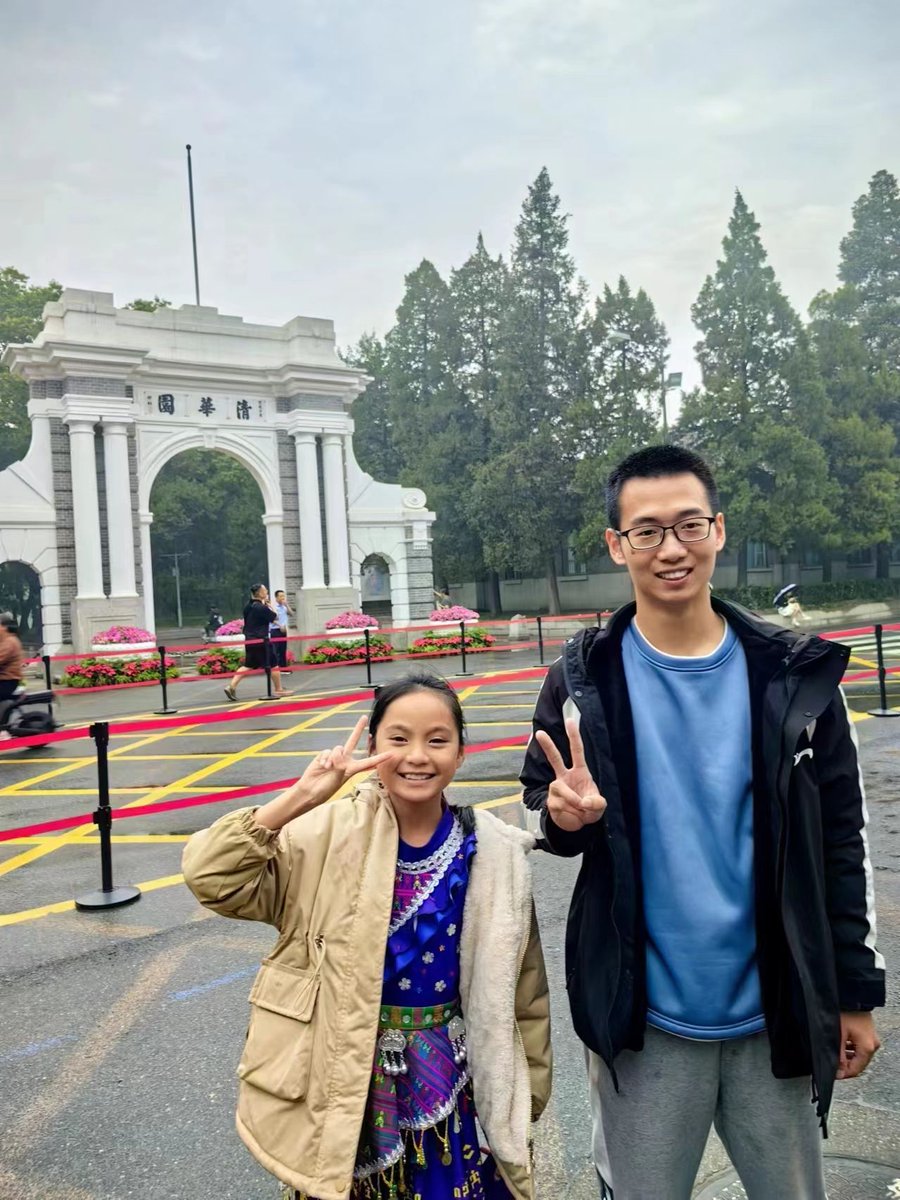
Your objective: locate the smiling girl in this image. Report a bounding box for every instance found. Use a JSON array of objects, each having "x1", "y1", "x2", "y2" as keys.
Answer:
[{"x1": 183, "y1": 672, "x2": 551, "y2": 1200}]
